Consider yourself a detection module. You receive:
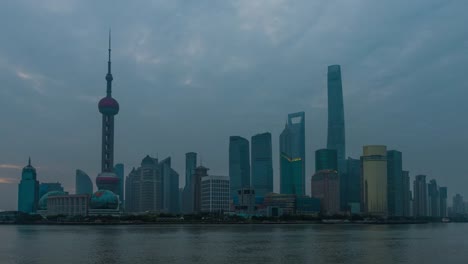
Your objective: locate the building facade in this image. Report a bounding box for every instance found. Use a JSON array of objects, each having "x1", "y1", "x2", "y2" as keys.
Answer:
[
  {"x1": 201, "y1": 175, "x2": 230, "y2": 213},
  {"x1": 182, "y1": 152, "x2": 197, "y2": 213},
  {"x1": 39, "y1": 182, "x2": 64, "y2": 199},
  {"x1": 387, "y1": 150, "x2": 403, "y2": 216},
  {"x1": 229, "y1": 136, "x2": 251, "y2": 199},
  {"x1": 75, "y1": 169, "x2": 93, "y2": 195},
  {"x1": 280, "y1": 112, "x2": 305, "y2": 196},
  {"x1": 327, "y1": 65, "x2": 346, "y2": 174},
  {"x1": 362, "y1": 145, "x2": 388, "y2": 216},
  {"x1": 18, "y1": 158, "x2": 39, "y2": 213},
  {"x1": 402, "y1": 170, "x2": 411, "y2": 217},
  {"x1": 311, "y1": 170, "x2": 340, "y2": 215},
  {"x1": 47, "y1": 195, "x2": 89, "y2": 217},
  {"x1": 439, "y1": 187, "x2": 448, "y2": 217},
  {"x1": 315, "y1": 149, "x2": 338, "y2": 172},
  {"x1": 413, "y1": 175, "x2": 428, "y2": 217},
  {"x1": 428, "y1": 179, "x2": 440, "y2": 217},
  {"x1": 251, "y1": 132, "x2": 273, "y2": 197},
  {"x1": 192, "y1": 166, "x2": 209, "y2": 213},
  {"x1": 341, "y1": 157, "x2": 361, "y2": 212},
  {"x1": 114, "y1": 163, "x2": 125, "y2": 202}
]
